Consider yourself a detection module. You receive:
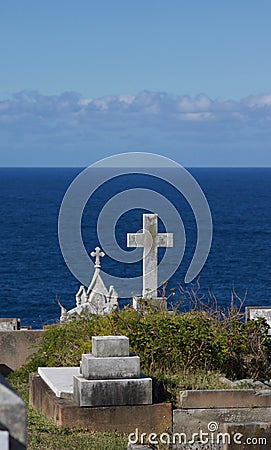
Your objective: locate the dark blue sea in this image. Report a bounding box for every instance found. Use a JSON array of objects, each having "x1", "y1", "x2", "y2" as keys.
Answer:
[{"x1": 0, "y1": 168, "x2": 270, "y2": 328}]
